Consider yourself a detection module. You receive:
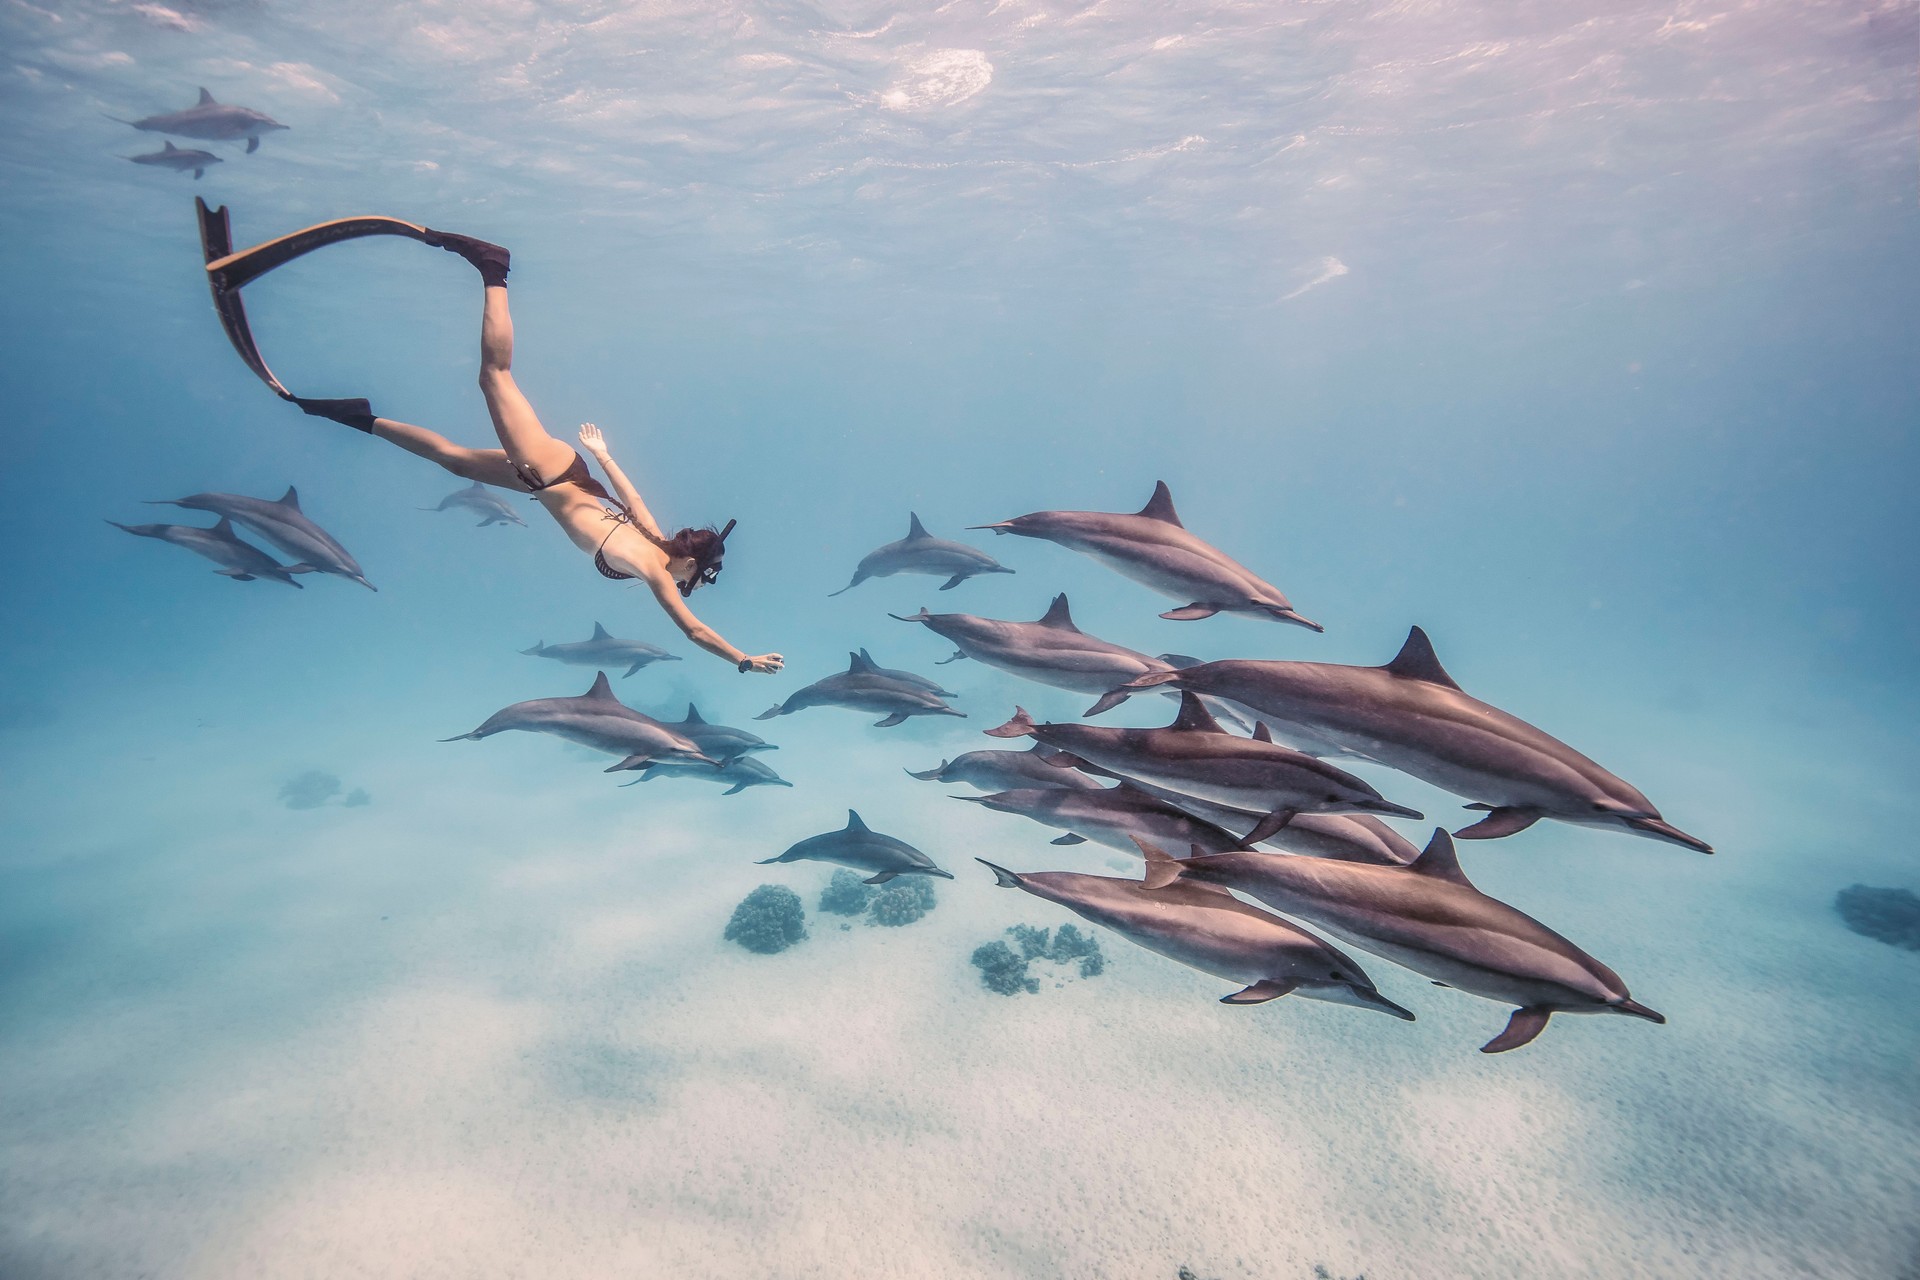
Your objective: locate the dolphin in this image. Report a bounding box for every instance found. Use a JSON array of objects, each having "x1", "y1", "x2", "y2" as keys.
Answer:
[
  {"x1": 979, "y1": 858, "x2": 1413, "y2": 1017},
  {"x1": 127, "y1": 140, "x2": 221, "y2": 179},
  {"x1": 1103, "y1": 779, "x2": 1421, "y2": 866},
  {"x1": 971, "y1": 482, "x2": 1320, "y2": 630},
  {"x1": 1138, "y1": 832, "x2": 1665, "y2": 1053},
  {"x1": 1102, "y1": 627, "x2": 1712, "y2": 852},
  {"x1": 423, "y1": 481, "x2": 526, "y2": 527},
  {"x1": 522, "y1": 622, "x2": 679, "y2": 678},
  {"x1": 759, "y1": 810, "x2": 953, "y2": 883},
  {"x1": 109, "y1": 88, "x2": 288, "y2": 153},
  {"x1": 148, "y1": 487, "x2": 373, "y2": 590},
  {"x1": 905, "y1": 743, "x2": 1104, "y2": 793},
  {"x1": 617, "y1": 754, "x2": 792, "y2": 794},
  {"x1": 611, "y1": 703, "x2": 771, "y2": 768},
  {"x1": 960, "y1": 784, "x2": 1254, "y2": 856},
  {"x1": 756, "y1": 653, "x2": 965, "y2": 727},
  {"x1": 440, "y1": 671, "x2": 714, "y2": 766},
  {"x1": 853, "y1": 648, "x2": 957, "y2": 699},
  {"x1": 830, "y1": 512, "x2": 1013, "y2": 596},
  {"x1": 891, "y1": 594, "x2": 1178, "y2": 695},
  {"x1": 108, "y1": 516, "x2": 307, "y2": 587},
  {"x1": 985, "y1": 693, "x2": 1422, "y2": 845}
]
